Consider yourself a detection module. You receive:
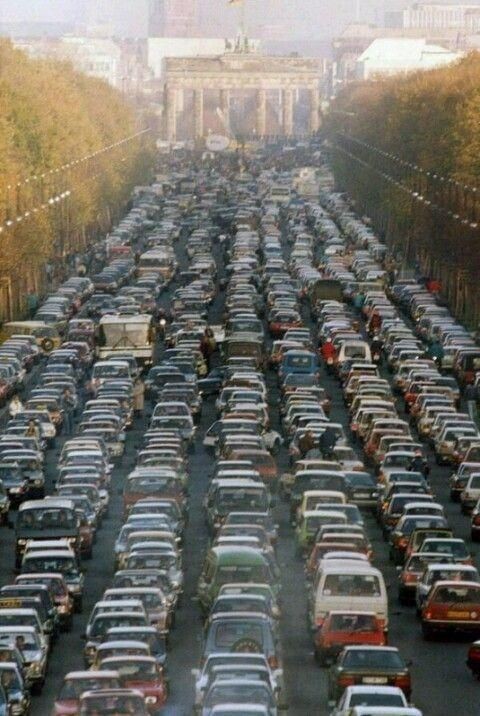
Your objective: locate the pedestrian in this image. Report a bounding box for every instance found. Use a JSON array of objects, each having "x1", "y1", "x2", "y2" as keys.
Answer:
[
  {"x1": 299, "y1": 430, "x2": 315, "y2": 457},
  {"x1": 320, "y1": 338, "x2": 336, "y2": 372},
  {"x1": 465, "y1": 383, "x2": 479, "y2": 424},
  {"x1": 26, "y1": 419, "x2": 40, "y2": 440},
  {"x1": 318, "y1": 426, "x2": 337, "y2": 459},
  {"x1": 369, "y1": 310, "x2": 382, "y2": 335},
  {"x1": 133, "y1": 378, "x2": 145, "y2": 417},
  {"x1": 200, "y1": 327, "x2": 216, "y2": 372},
  {"x1": 409, "y1": 449, "x2": 430, "y2": 480},
  {"x1": 62, "y1": 388, "x2": 75, "y2": 435},
  {"x1": 427, "y1": 339, "x2": 444, "y2": 370},
  {"x1": 8, "y1": 395, "x2": 23, "y2": 419}
]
